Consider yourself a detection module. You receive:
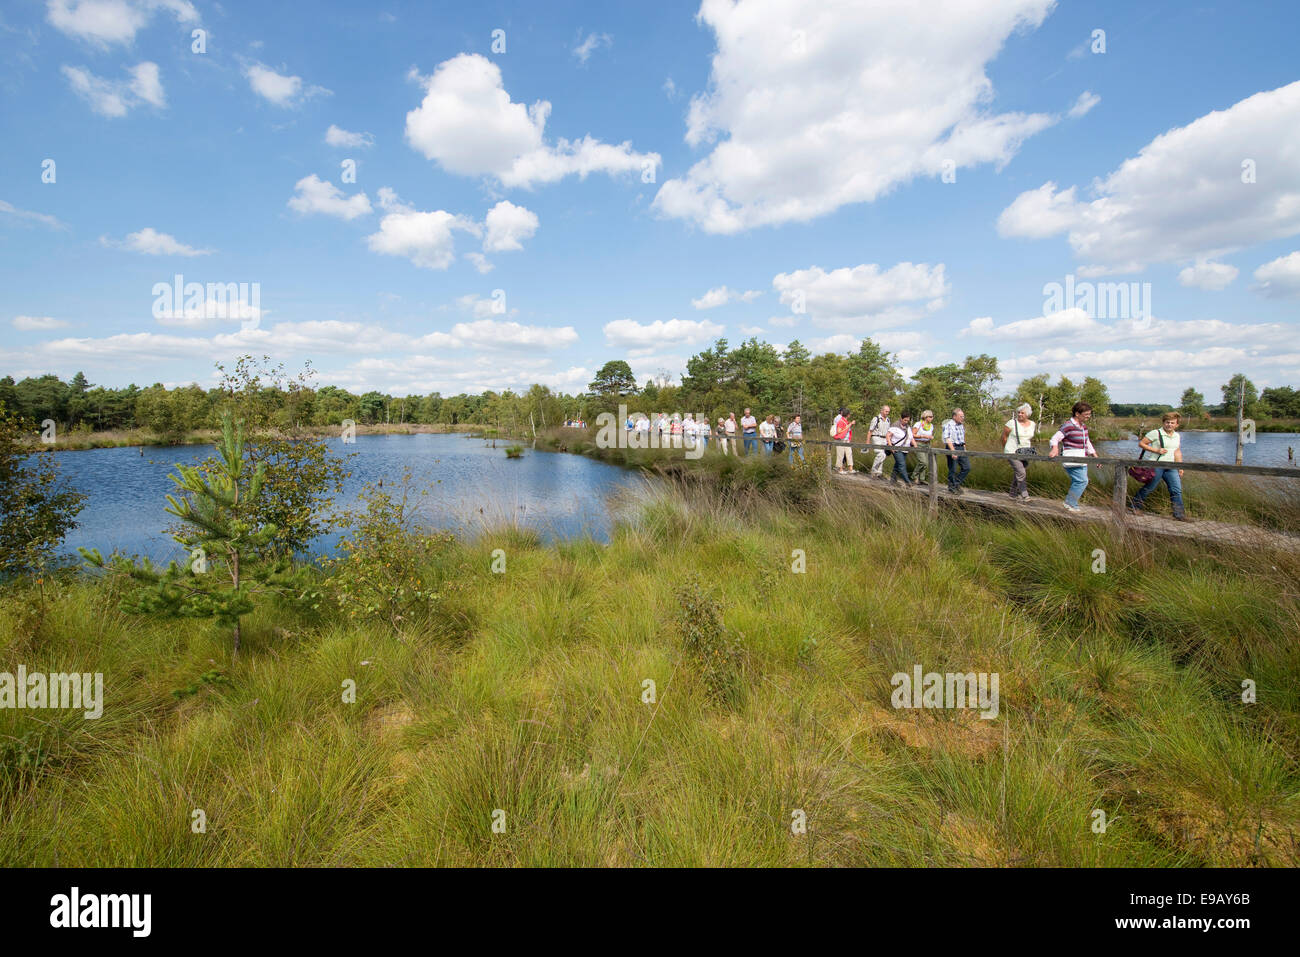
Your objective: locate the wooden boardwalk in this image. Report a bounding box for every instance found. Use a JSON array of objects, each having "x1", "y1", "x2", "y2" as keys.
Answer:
[{"x1": 831, "y1": 469, "x2": 1300, "y2": 553}]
